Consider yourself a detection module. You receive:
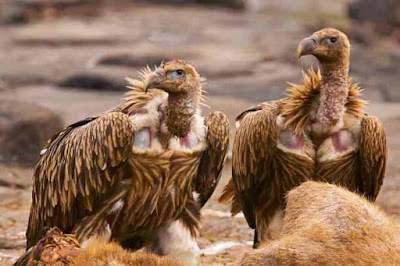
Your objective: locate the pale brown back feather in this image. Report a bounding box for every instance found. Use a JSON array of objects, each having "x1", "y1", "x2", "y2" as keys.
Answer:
[
  {"x1": 71, "y1": 239, "x2": 182, "y2": 266},
  {"x1": 238, "y1": 182, "x2": 400, "y2": 266}
]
